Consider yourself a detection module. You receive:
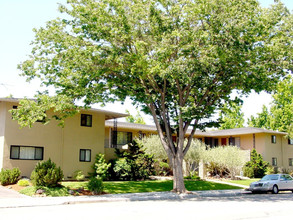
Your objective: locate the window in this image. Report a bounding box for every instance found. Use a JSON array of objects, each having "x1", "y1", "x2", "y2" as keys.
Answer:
[
  {"x1": 117, "y1": 131, "x2": 132, "y2": 145},
  {"x1": 272, "y1": 157, "x2": 277, "y2": 166},
  {"x1": 112, "y1": 131, "x2": 132, "y2": 147},
  {"x1": 289, "y1": 158, "x2": 293, "y2": 166},
  {"x1": 81, "y1": 114, "x2": 92, "y2": 127},
  {"x1": 10, "y1": 145, "x2": 43, "y2": 160},
  {"x1": 288, "y1": 139, "x2": 293, "y2": 145},
  {"x1": 80, "y1": 149, "x2": 91, "y2": 162},
  {"x1": 229, "y1": 137, "x2": 235, "y2": 146},
  {"x1": 271, "y1": 135, "x2": 276, "y2": 144}
]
